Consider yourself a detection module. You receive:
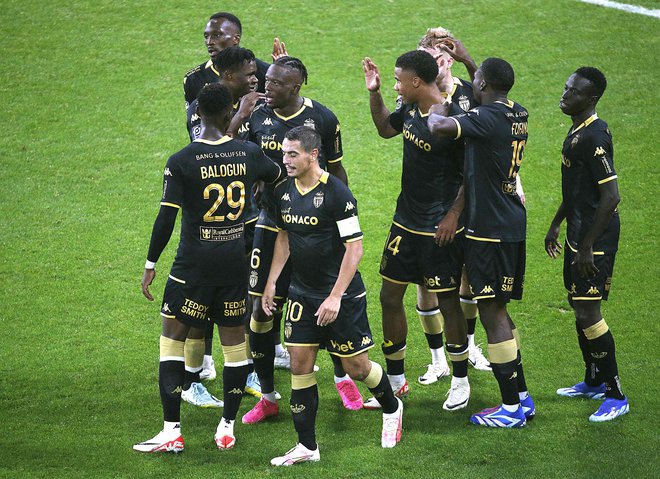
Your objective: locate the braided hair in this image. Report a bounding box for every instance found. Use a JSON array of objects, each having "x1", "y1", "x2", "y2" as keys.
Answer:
[{"x1": 274, "y1": 56, "x2": 308, "y2": 85}]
